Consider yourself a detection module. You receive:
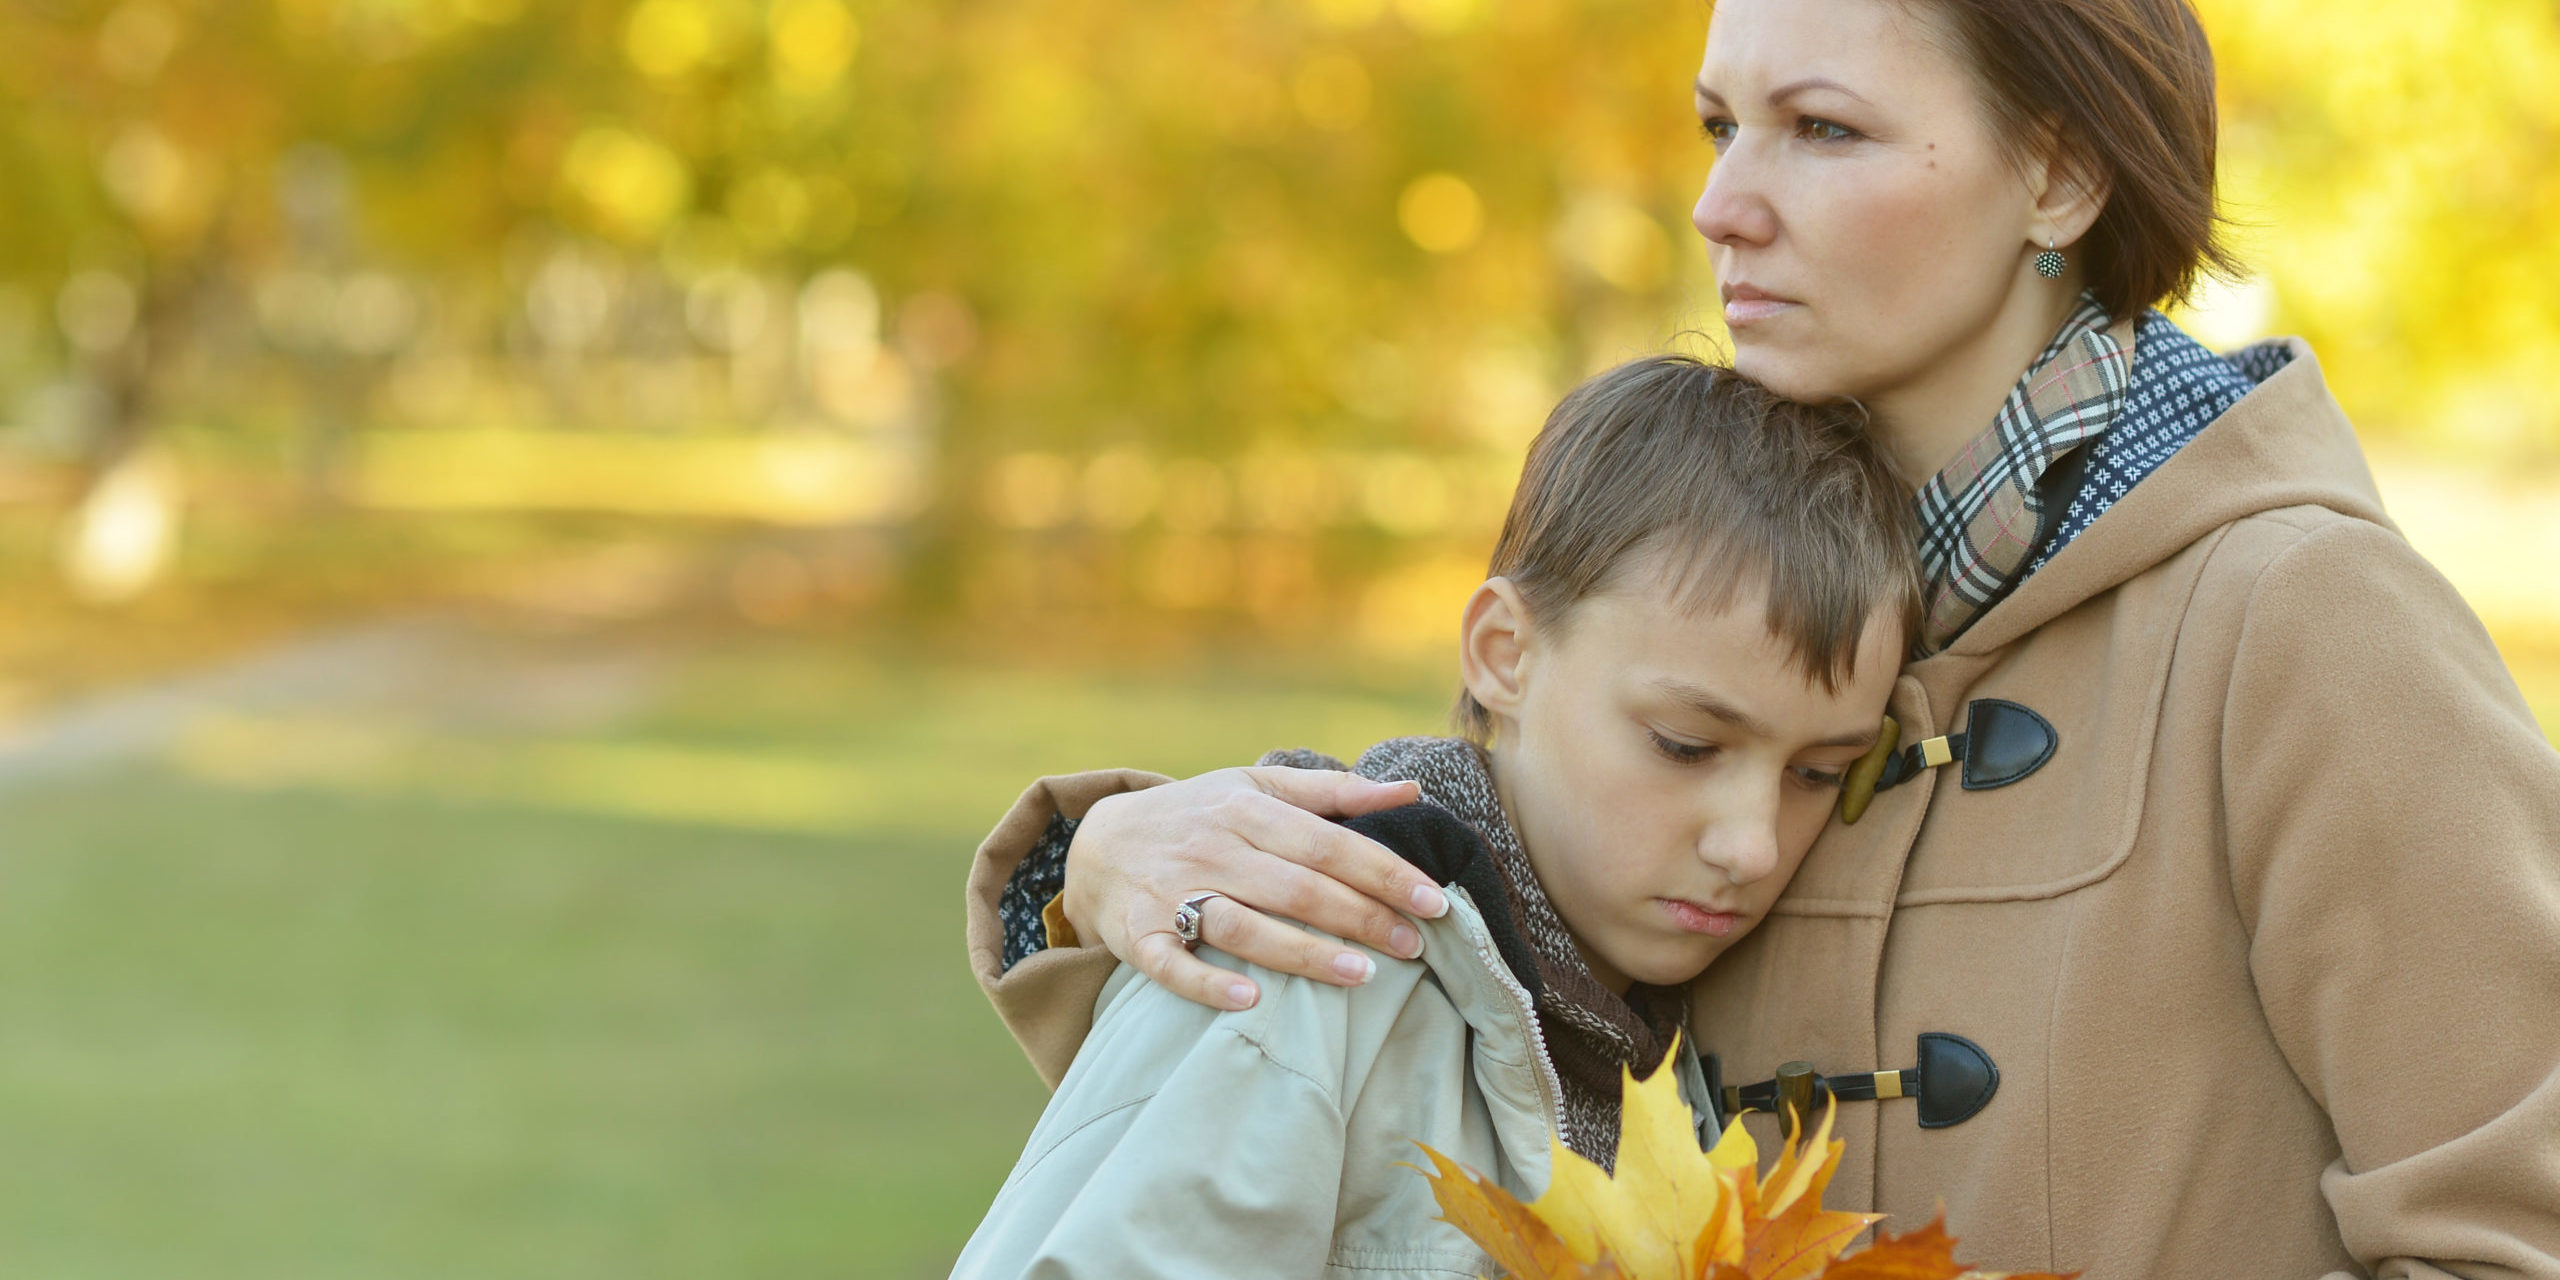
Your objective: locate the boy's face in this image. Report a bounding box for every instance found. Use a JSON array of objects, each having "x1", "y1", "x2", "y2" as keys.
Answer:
[{"x1": 1460, "y1": 552, "x2": 1901, "y2": 992}]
